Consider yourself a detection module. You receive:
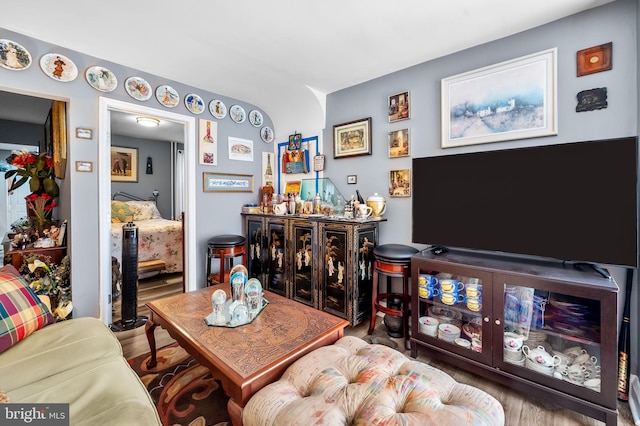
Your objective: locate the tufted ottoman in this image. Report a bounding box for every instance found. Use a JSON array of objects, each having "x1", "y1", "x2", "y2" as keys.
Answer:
[{"x1": 243, "y1": 336, "x2": 504, "y2": 425}]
